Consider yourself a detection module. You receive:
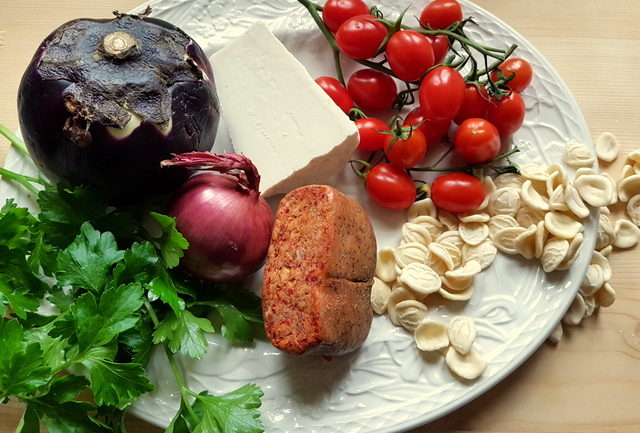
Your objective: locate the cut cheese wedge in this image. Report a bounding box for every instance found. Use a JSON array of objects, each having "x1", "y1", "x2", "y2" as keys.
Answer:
[{"x1": 211, "y1": 23, "x2": 359, "y2": 197}]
